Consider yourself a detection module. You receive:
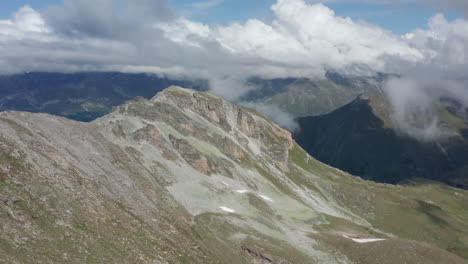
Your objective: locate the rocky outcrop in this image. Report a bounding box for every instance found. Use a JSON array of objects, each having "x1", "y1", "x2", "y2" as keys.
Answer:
[
  {"x1": 169, "y1": 134, "x2": 211, "y2": 174},
  {"x1": 133, "y1": 124, "x2": 162, "y2": 145}
]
